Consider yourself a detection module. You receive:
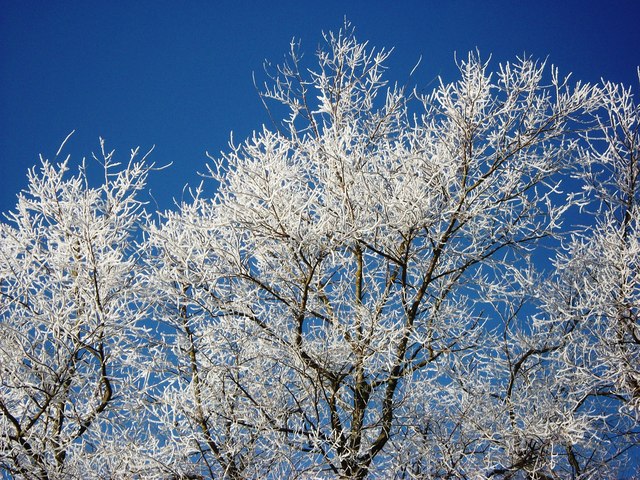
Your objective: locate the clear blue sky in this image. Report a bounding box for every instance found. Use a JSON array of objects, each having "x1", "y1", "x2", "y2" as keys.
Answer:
[{"x1": 1, "y1": 1, "x2": 639, "y2": 214}]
